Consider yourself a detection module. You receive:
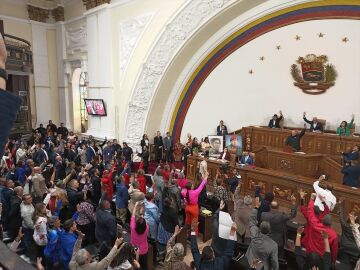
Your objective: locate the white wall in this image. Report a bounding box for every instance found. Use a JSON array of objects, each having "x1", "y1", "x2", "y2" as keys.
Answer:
[{"x1": 181, "y1": 19, "x2": 360, "y2": 141}]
